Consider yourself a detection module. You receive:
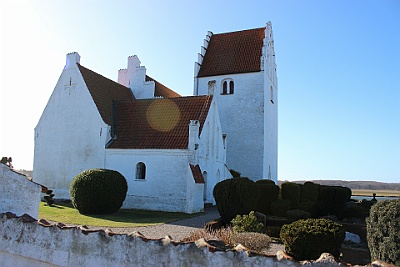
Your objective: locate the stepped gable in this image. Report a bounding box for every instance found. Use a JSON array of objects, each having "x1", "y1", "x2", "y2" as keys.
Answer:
[
  {"x1": 108, "y1": 95, "x2": 212, "y2": 149},
  {"x1": 78, "y1": 64, "x2": 134, "y2": 126},
  {"x1": 197, "y1": 27, "x2": 265, "y2": 77},
  {"x1": 145, "y1": 75, "x2": 181, "y2": 98}
]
